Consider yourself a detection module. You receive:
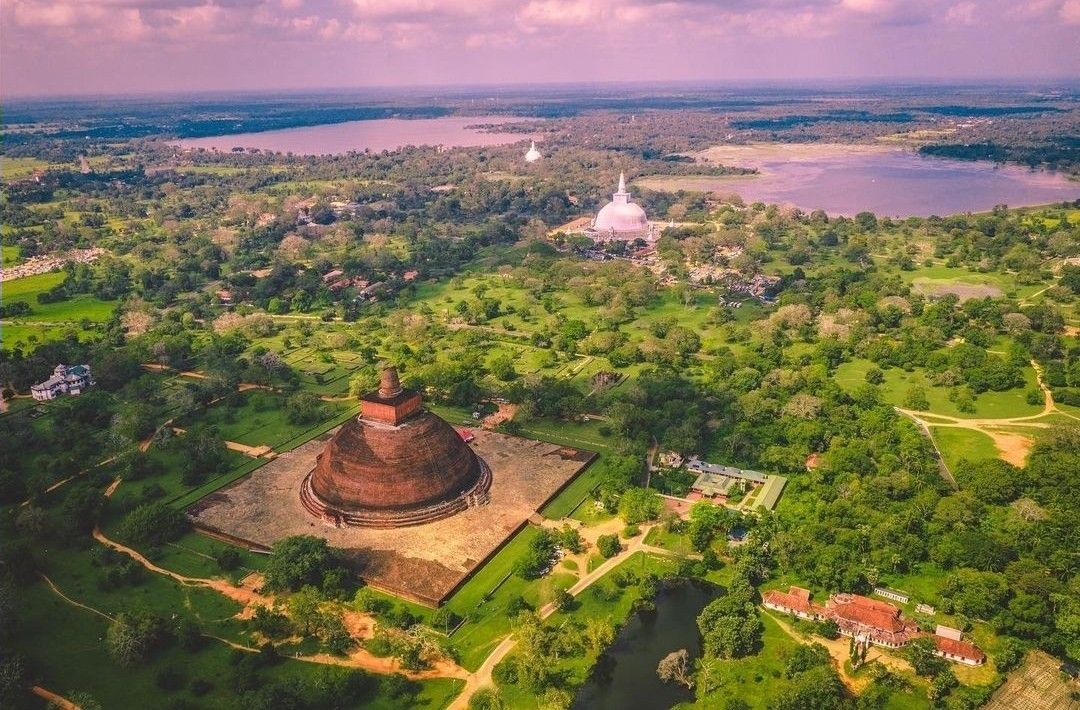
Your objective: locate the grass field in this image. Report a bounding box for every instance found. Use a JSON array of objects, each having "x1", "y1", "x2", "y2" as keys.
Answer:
[
  {"x1": 834, "y1": 358, "x2": 1042, "y2": 419},
  {"x1": 445, "y1": 524, "x2": 577, "y2": 670},
  {"x1": 1, "y1": 272, "x2": 117, "y2": 349},
  {"x1": 175, "y1": 390, "x2": 350, "y2": 450},
  {"x1": 1, "y1": 156, "x2": 50, "y2": 180},
  {"x1": 2, "y1": 245, "x2": 19, "y2": 266},
  {"x1": 932, "y1": 427, "x2": 1000, "y2": 471}
]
